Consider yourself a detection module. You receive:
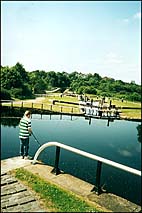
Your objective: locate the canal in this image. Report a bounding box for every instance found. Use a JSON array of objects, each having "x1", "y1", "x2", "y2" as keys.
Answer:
[{"x1": 1, "y1": 113, "x2": 141, "y2": 205}]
